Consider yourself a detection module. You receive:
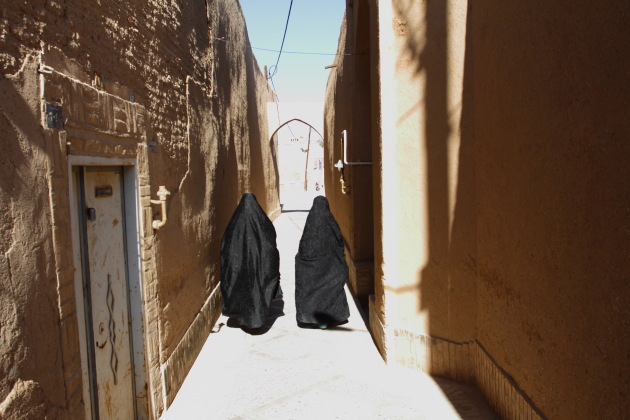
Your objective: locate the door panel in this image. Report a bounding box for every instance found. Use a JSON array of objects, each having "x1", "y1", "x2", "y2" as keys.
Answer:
[{"x1": 83, "y1": 167, "x2": 135, "y2": 419}]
